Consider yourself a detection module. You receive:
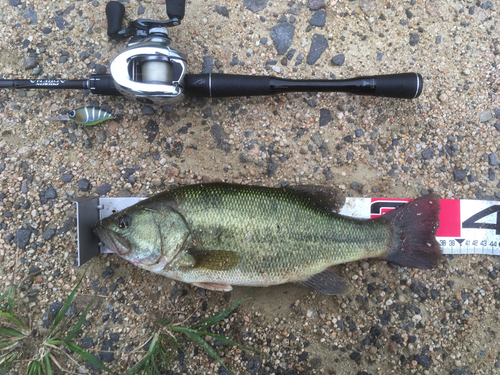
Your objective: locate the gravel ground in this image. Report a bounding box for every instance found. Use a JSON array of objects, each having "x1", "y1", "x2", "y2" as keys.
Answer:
[{"x1": 1, "y1": 0, "x2": 500, "y2": 374}]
